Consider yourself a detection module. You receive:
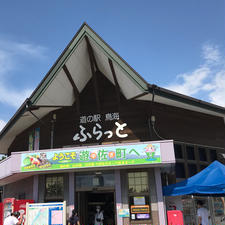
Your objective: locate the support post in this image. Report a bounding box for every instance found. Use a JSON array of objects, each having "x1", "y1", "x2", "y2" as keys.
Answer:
[
  {"x1": 63, "y1": 65, "x2": 80, "y2": 114},
  {"x1": 33, "y1": 175, "x2": 39, "y2": 202},
  {"x1": 68, "y1": 172, "x2": 75, "y2": 216},
  {"x1": 154, "y1": 168, "x2": 167, "y2": 225},
  {"x1": 108, "y1": 58, "x2": 121, "y2": 109},
  {"x1": 115, "y1": 170, "x2": 123, "y2": 225},
  {"x1": 85, "y1": 36, "x2": 101, "y2": 112}
]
